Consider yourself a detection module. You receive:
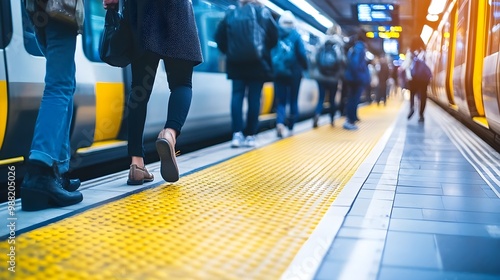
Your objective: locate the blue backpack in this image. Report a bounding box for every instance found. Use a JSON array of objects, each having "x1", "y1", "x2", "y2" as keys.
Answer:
[
  {"x1": 225, "y1": 4, "x2": 266, "y2": 63},
  {"x1": 411, "y1": 58, "x2": 432, "y2": 83},
  {"x1": 344, "y1": 41, "x2": 369, "y2": 84},
  {"x1": 316, "y1": 41, "x2": 341, "y2": 76},
  {"x1": 271, "y1": 36, "x2": 296, "y2": 78}
]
